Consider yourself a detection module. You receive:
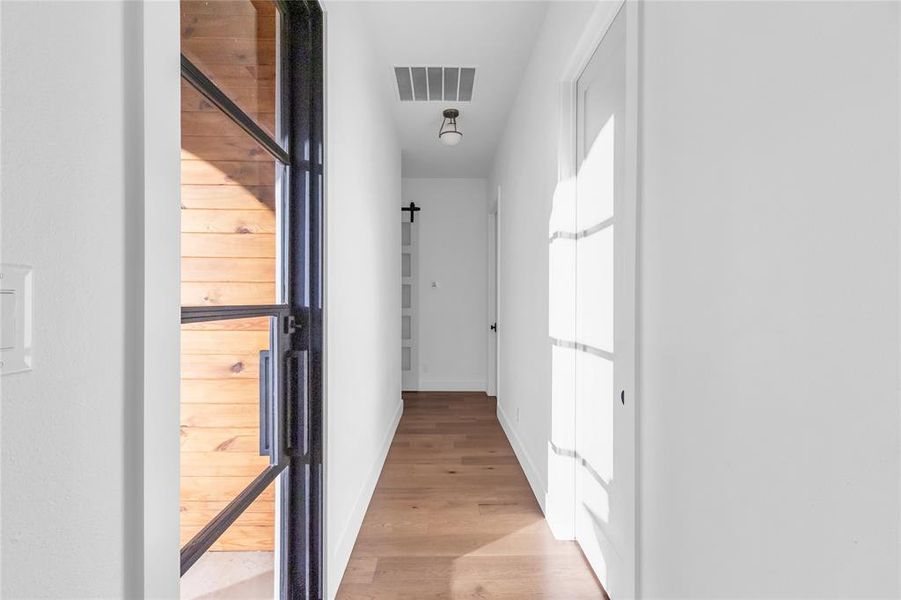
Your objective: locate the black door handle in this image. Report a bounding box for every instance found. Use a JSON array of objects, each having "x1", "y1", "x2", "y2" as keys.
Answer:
[
  {"x1": 490, "y1": 322, "x2": 497, "y2": 332},
  {"x1": 286, "y1": 350, "x2": 310, "y2": 455},
  {"x1": 259, "y1": 350, "x2": 272, "y2": 456}
]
